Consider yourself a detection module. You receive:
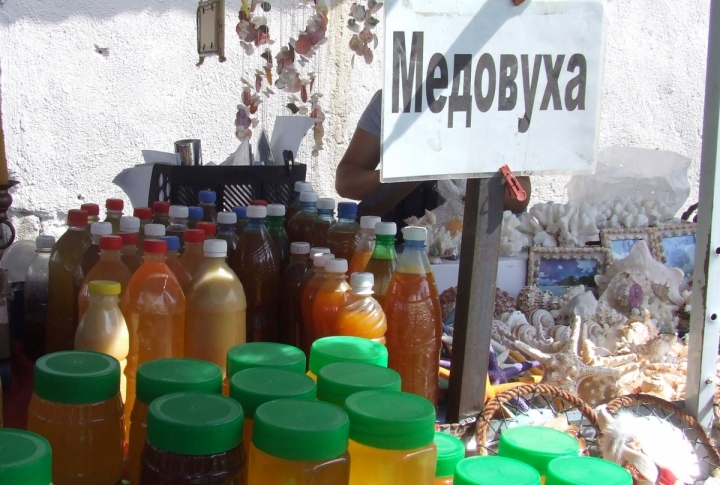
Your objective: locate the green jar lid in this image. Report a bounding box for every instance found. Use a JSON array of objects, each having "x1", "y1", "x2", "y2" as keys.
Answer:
[
  {"x1": 309, "y1": 337, "x2": 388, "y2": 375},
  {"x1": 137, "y1": 358, "x2": 222, "y2": 405},
  {"x1": 344, "y1": 390, "x2": 435, "y2": 450},
  {"x1": 226, "y1": 342, "x2": 306, "y2": 378},
  {"x1": 498, "y1": 427, "x2": 579, "y2": 476},
  {"x1": 317, "y1": 362, "x2": 401, "y2": 407},
  {"x1": 147, "y1": 392, "x2": 243, "y2": 456},
  {"x1": 253, "y1": 400, "x2": 349, "y2": 462},
  {"x1": 0, "y1": 429, "x2": 52, "y2": 485},
  {"x1": 546, "y1": 457, "x2": 632, "y2": 485},
  {"x1": 434, "y1": 432, "x2": 465, "y2": 478},
  {"x1": 34, "y1": 351, "x2": 120, "y2": 404},
  {"x1": 455, "y1": 456, "x2": 540, "y2": 485},
  {"x1": 229, "y1": 368, "x2": 316, "y2": 419}
]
